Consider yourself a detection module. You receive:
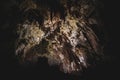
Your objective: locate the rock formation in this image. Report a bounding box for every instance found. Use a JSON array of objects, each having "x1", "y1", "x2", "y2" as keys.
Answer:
[{"x1": 15, "y1": 0, "x2": 103, "y2": 74}]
